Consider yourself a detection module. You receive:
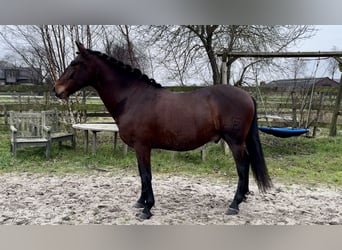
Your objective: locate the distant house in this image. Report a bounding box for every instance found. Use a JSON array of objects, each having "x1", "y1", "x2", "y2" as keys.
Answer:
[
  {"x1": 0, "y1": 67, "x2": 43, "y2": 85},
  {"x1": 266, "y1": 77, "x2": 339, "y2": 88}
]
